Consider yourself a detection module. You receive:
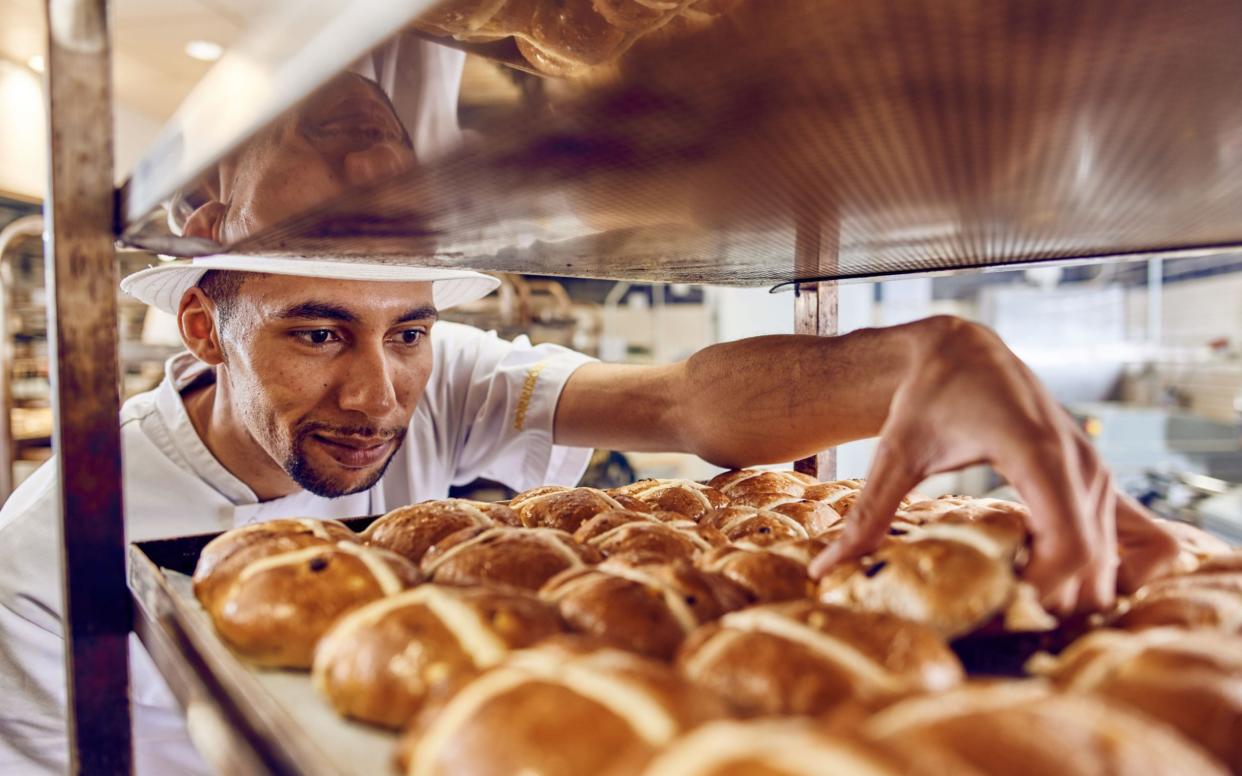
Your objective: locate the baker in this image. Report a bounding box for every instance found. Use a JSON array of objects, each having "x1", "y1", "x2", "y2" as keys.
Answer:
[{"x1": 0, "y1": 38, "x2": 1179, "y2": 776}]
